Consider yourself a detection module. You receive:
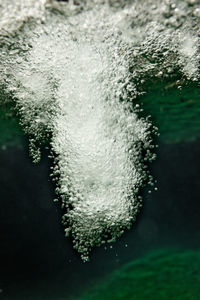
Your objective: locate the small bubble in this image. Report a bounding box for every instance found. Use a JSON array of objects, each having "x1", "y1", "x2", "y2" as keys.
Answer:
[{"x1": 193, "y1": 8, "x2": 200, "y2": 18}]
